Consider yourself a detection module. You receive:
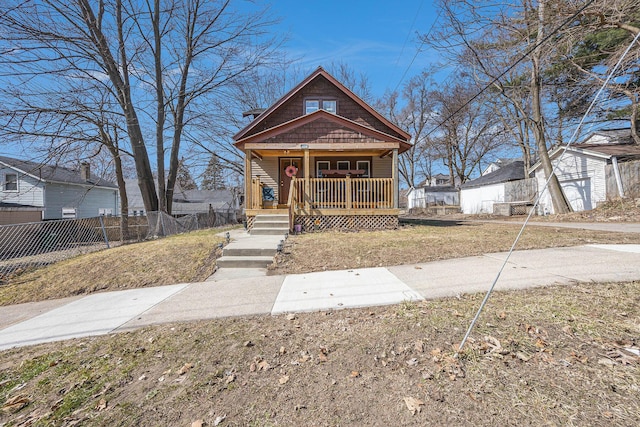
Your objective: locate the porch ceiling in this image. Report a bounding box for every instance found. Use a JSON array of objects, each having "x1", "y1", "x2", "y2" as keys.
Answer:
[{"x1": 246, "y1": 142, "x2": 397, "y2": 159}]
